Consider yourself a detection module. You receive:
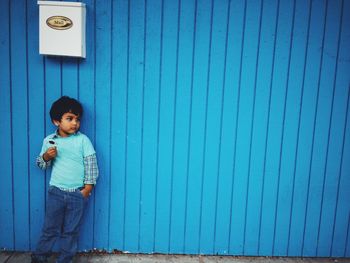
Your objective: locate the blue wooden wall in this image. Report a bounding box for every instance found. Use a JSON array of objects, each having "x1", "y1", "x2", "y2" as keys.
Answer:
[{"x1": 0, "y1": 0, "x2": 349, "y2": 257}]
